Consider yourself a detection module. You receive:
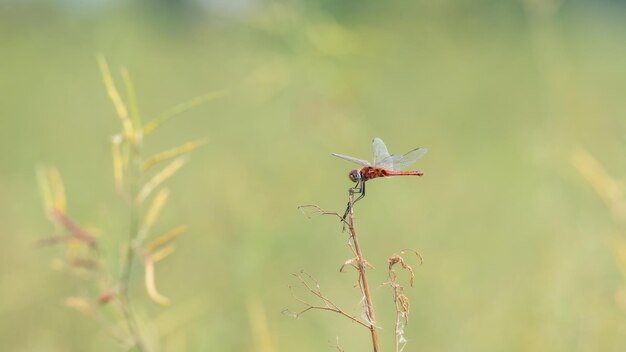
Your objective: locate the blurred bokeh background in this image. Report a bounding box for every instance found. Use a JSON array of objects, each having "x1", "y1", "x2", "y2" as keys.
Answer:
[{"x1": 2, "y1": 0, "x2": 626, "y2": 351}]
